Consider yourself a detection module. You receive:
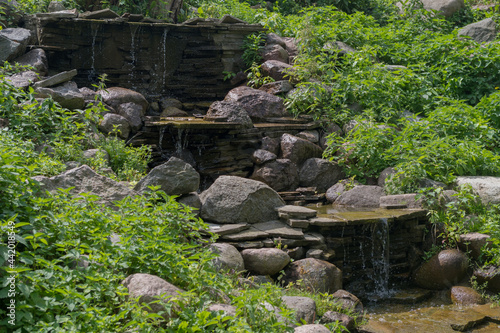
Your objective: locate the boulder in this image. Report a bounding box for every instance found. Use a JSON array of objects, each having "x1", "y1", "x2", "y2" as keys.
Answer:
[
  {"x1": 334, "y1": 185, "x2": 385, "y2": 207},
  {"x1": 456, "y1": 176, "x2": 500, "y2": 205},
  {"x1": 122, "y1": 273, "x2": 184, "y2": 317},
  {"x1": 259, "y1": 80, "x2": 294, "y2": 95},
  {"x1": 282, "y1": 296, "x2": 316, "y2": 324},
  {"x1": 209, "y1": 243, "x2": 244, "y2": 272},
  {"x1": 458, "y1": 233, "x2": 491, "y2": 260},
  {"x1": 281, "y1": 134, "x2": 323, "y2": 167},
  {"x1": 177, "y1": 192, "x2": 202, "y2": 211},
  {"x1": 32, "y1": 165, "x2": 135, "y2": 205},
  {"x1": 378, "y1": 167, "x2": 397, "y2": 187},
  {"x1": 319, "y1": 311, "x2": 356, "y2": 331},
  {"x1": 283, "y1": 37, "x2": 299, "y2": 63},
  {"x1": 134, "y1": 157, "x2": 200, "y2": 195},
  {"x1": 261, "y1": 44, "x2": 289, "y2": 63},
  {"x1": 299, "y1": 158, "x2": 344, "y2": 192},
  {"x1": 241, "y1": 248, "x2": 290, "y2": 275},
  {"x1": 0, "y1": 28, "x2": 31, "y2": 62},
  {"x1": 331, "y1": 289, "x2": 364, "y2": 315},
  {"x1": 421, "y1": 0, "x2": 465, "y2": 17},
  {"x1": 35, "y1": 81, "x2": 85, "y2": 110},
  {"x1": 261, "y1": 136, "x2": 280, "y2": 155},
  {"x1": 294, "y1": 324, "x2": 331, "y2": 333},
  {"x1": 251, "y1": 159, "x2": 299, "y2": 192},
  {"x1": 296, "y1": 130, "x2": 320, "y2": 144},
  {"x1": 450, "y1": 286, "x2": 485, "y2": 305},
  {"x1": 200, "y1": 176, "x2": 285, "y2": 224},
  {"x1": 283, "y1": 258, "x2": 342, "y2": 293},
  {"x1": 33, "y1": 69, "x2": 78, "y2": 89},
  {"x1": 261, "y1": 60, "x2": 293, "y2": 81},
  {"x1": 325, "y1": 179, "x2": 360, "y2": 203},
  {"x1": 266, "y1": 33, "x2": 287, "y2": 49},
  {"x1": 204, "y1": 100, "x2": 253, "y2": 128},
  {"x1": 117, "y1": 102, "x2": 144, "y2": 132},
  {"x1": 6, "y1": 71, "x2": 39, "y2": 89},
  {"x1": 473, "y1": 266, "x2": 500, "y2": 293},
  {"x1": 13, "y1": 48, "x2": 48, "y2": 76},
  {"x1": 225, "y1": 86, "x2": 287, "y2": 120},
  {"x1": 413, "y1": 249, "x2": 469, "y2": 290},
  {"x1": 252, "y1": 149, "x2": 277, "y2": 165},
  {"x1": 99, "y1": 87, "x2": 148, "y2": 113},
  {"x1": 98, "y1": 113, "x2": 131, "y2": 139}
]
